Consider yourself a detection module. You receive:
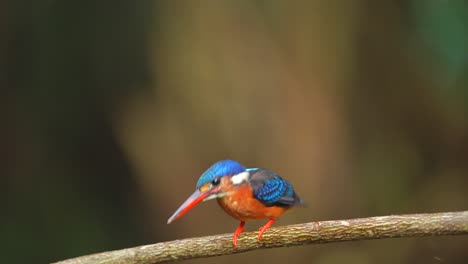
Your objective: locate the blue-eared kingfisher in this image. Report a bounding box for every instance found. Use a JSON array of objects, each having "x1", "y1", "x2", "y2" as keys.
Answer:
[{"x1": 167, "y1": 160, "x2": 302, "y2": 247}]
